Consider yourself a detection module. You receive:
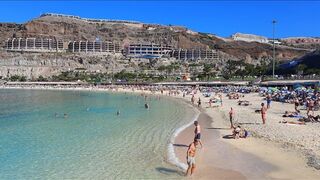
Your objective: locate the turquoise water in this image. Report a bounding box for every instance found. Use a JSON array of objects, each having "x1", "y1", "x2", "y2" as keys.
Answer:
[{"x1": 0, "y1": 89, "x2": 196, "y2": 179}]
